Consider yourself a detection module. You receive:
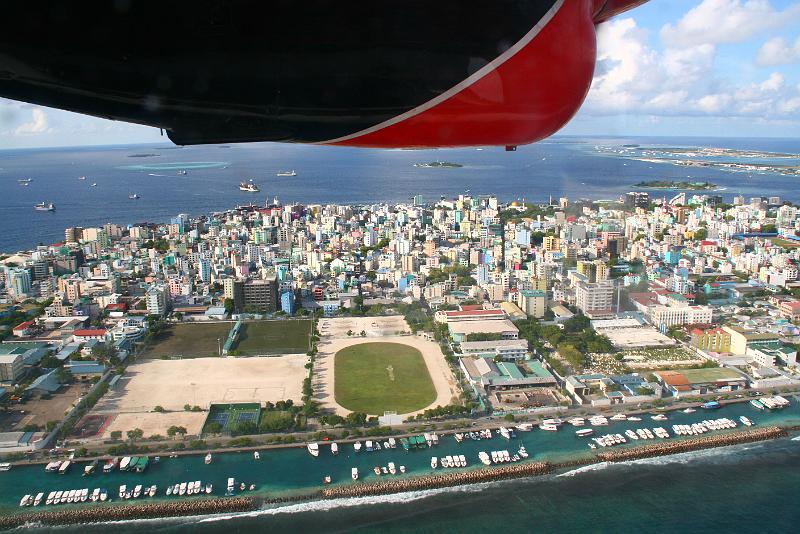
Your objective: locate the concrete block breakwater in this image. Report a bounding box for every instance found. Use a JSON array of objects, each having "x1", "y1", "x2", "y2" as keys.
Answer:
[
  {"x1": 0, "y1": 497, "x2": 257, "y2": 529},
  {"x1": 596, "y1": 426, "x2": 787, "y2": 462},
  {"x1": 320, "y1": 461, "x2": 553, "y2": 498}
]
